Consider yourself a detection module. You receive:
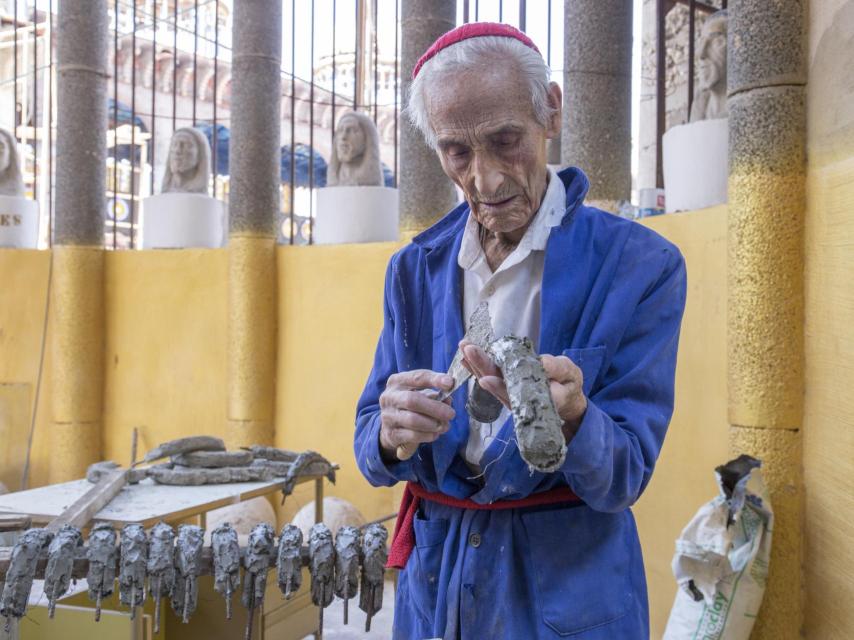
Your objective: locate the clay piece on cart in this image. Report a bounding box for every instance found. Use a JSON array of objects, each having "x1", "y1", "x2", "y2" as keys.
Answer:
[
  {"x1": 44, "y1": 524, "x2": 83, "y2": 618},
  {"x1": 86, "y1": 523, "x2": 118, "y2": 622},
  {"x1": 147, "y1": 522, "x2": 175, "y2": 634},
  {"x1": 211, "y1": 523, "x2": 241, "y2": 621},
  {"x1": 334, "y1": 525, "x2": 361, "y2": 625},
  {"x1": 86, "y1": 460, "x2": 146, "y2": 484},
  {"x1": 280, "y1": 451, "x2": 337, "y2": 496},
  {"x1": 142, "y1": 436, "x2": 225, "y2": 464},
  {"x1": 119, "y1": 524, "x2": 148, "y2": 620},
  {"x1": 171, "y1": 450, "x2": 253, "y2": 468},
  {"x1": 276, "y1": 524, "x2": 304, "y2": 599},
  {"x1": 1, "y1": 528, "x2": 53, "y2": 630},
  {"x1": 172, "y1": 525, "x2": 205, "y2": 623},
  {"x1": 148, "y1": 464, "x2": 274, "y2": 486},
  {"x1": 242, "y1": 523, "x2": 276, "y2": 640},
  {"x1": 309, "y1": 523, "x2": 335, "y2": 636},
  {"x1": 359, "y1": 523, "x2": 389, "y2": 632},
  {"x1": 243, "y1": 445, "x2": 300, "y2": 463}
]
